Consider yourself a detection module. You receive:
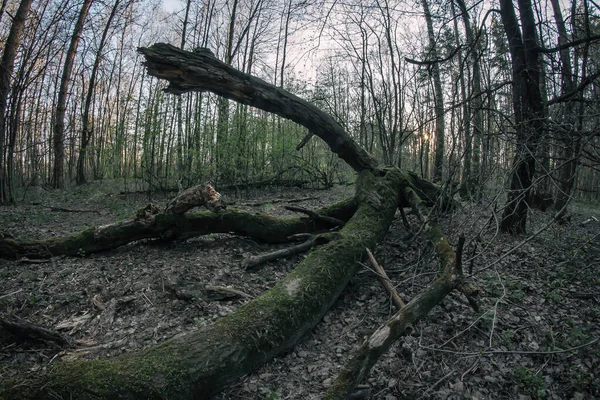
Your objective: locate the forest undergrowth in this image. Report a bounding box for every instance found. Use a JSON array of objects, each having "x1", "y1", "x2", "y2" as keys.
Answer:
[{"x1": 0, "y1": 180, "x2": 598, "y2": 400}]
